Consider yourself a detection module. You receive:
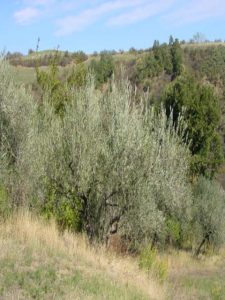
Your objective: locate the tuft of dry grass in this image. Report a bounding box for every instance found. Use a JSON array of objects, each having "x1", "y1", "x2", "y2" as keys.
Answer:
[{"x1": 0, "y1": 211, "x2": 165, "y2": 300}]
